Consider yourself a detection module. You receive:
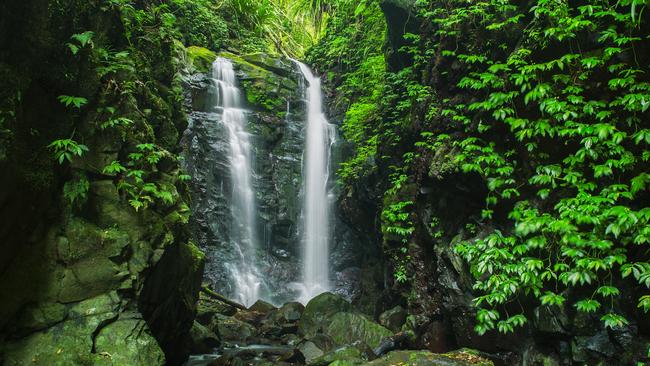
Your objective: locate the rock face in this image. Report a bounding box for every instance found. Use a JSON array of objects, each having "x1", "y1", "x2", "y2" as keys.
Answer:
[
  {"x1": 0, "y1": 158, "x2": 205, "y2": 366},
  {"x1": 0, "y1": 1, "x2": 204, "y2": 364},
  {"x1": 181, "y1": 52, "x2": 379, "y2": 305},
  {"x1": 321, "y1": 1, "x2": 650, "y2": 365}
]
